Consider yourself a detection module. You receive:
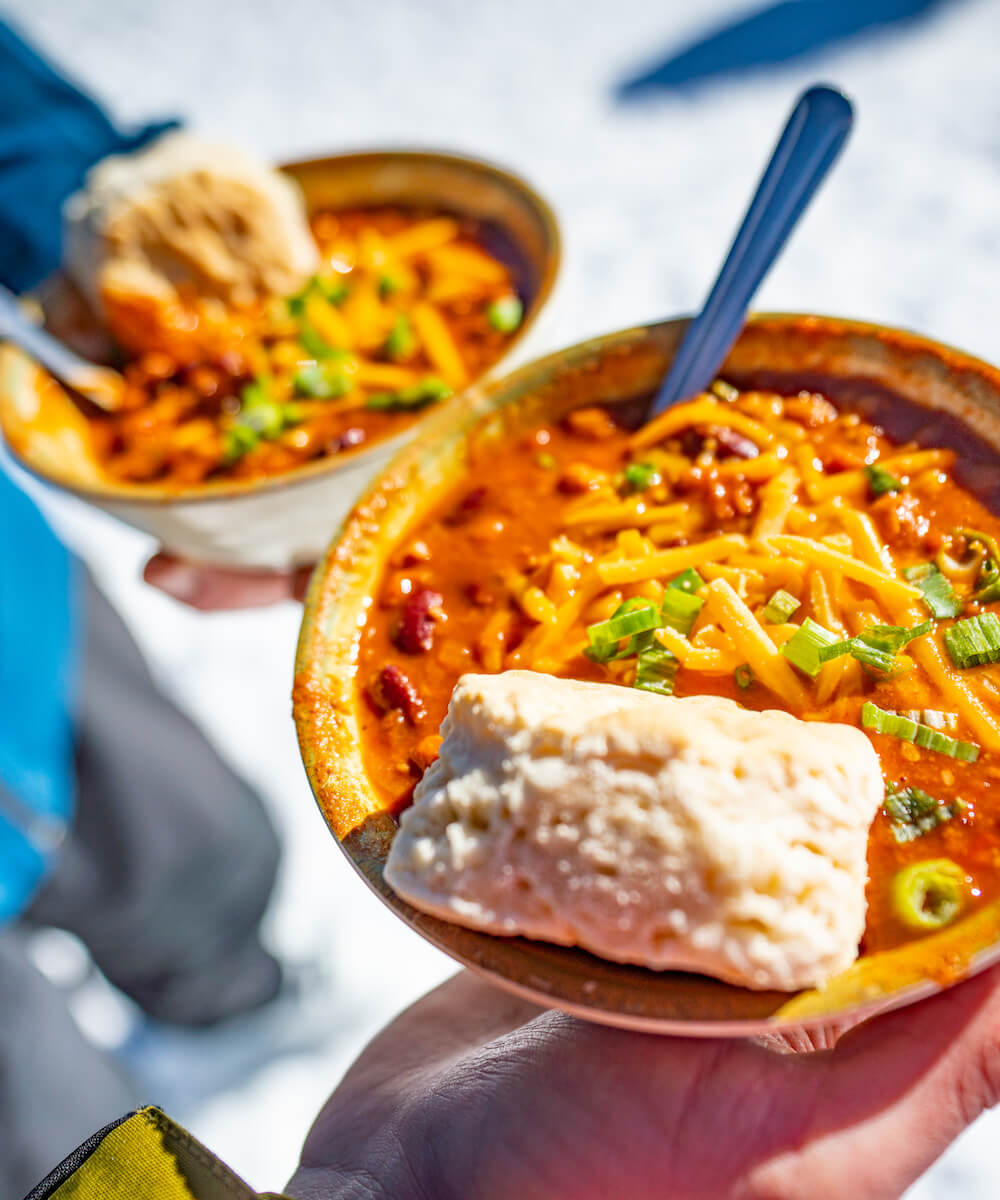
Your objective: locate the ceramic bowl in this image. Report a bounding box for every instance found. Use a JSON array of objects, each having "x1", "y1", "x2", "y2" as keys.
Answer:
[
  {"x1": 294, "y1": 312, "x2": 1000, "y2": 1036},
  {"x1": 0, "y1": 150, "x2": 560, "y2": 568}
]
